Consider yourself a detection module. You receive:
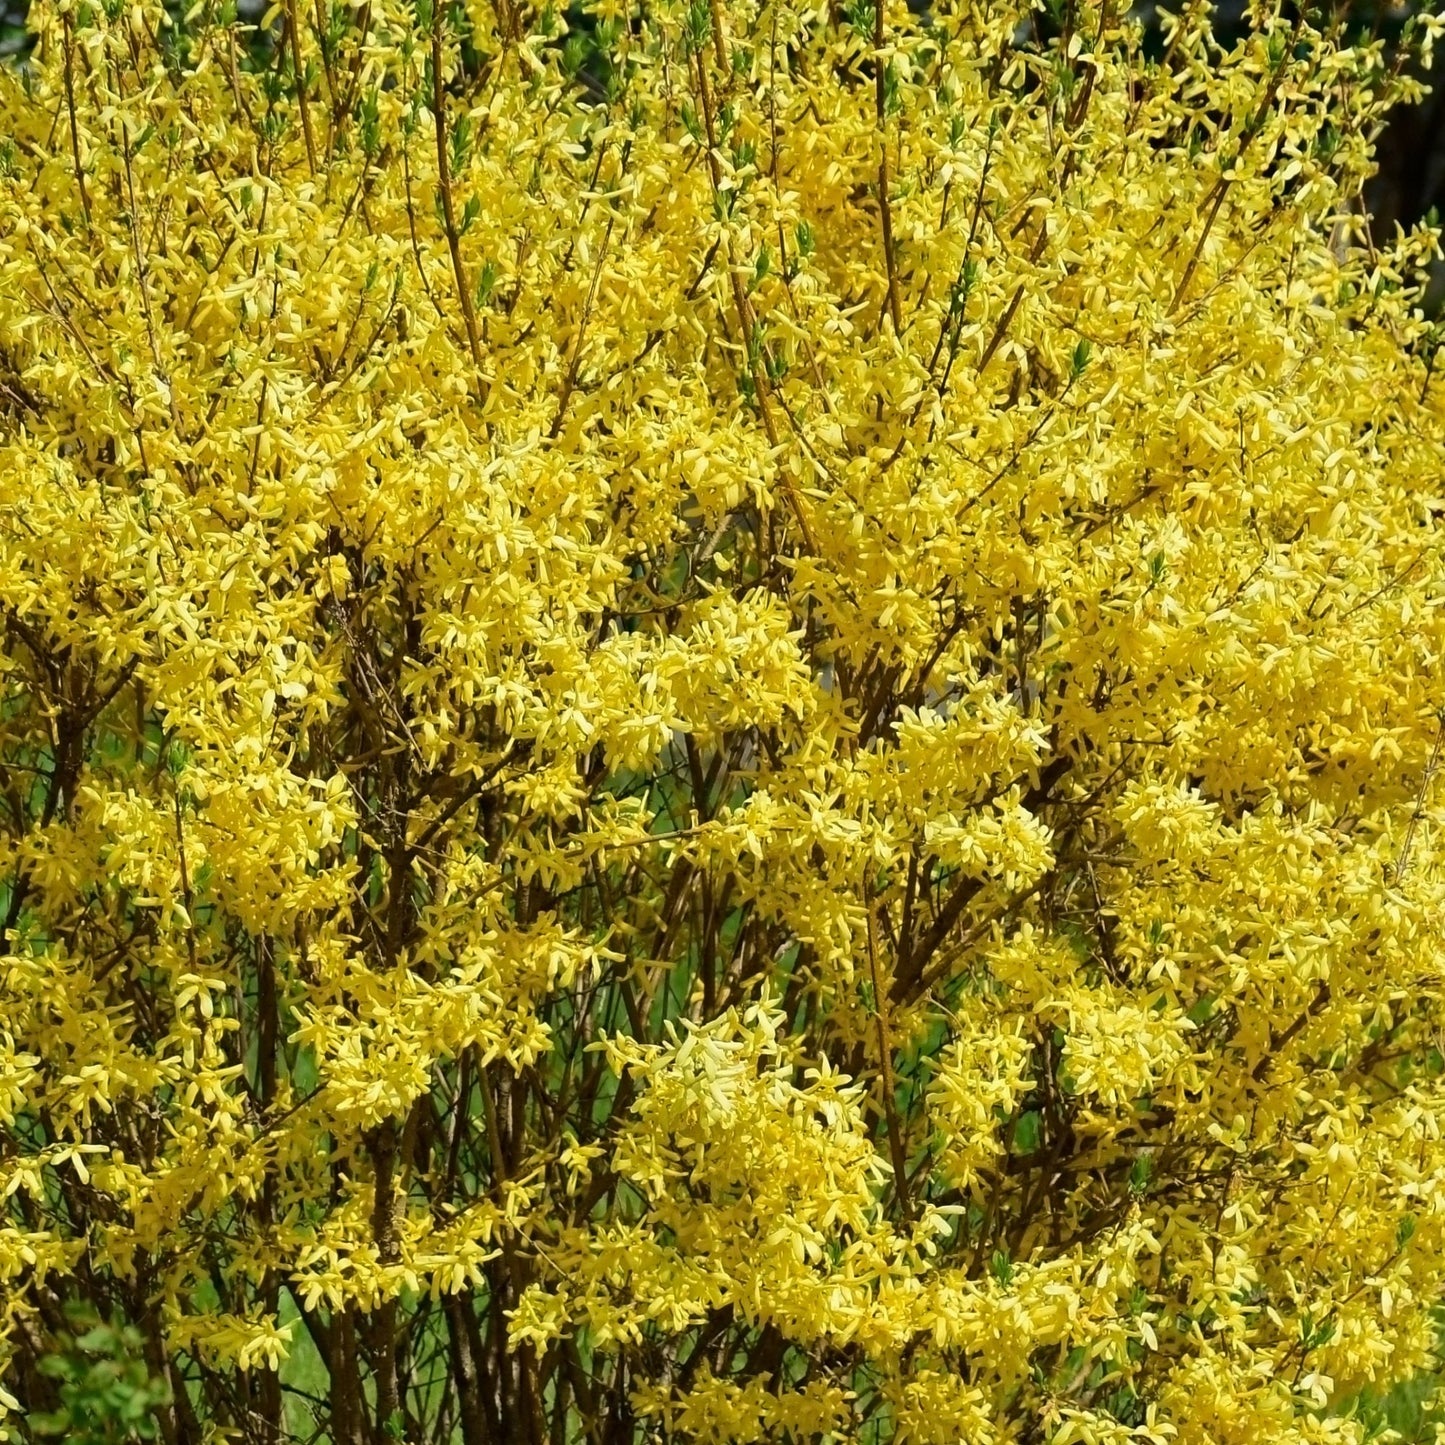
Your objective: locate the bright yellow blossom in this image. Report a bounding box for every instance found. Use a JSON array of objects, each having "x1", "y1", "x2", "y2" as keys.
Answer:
[{"x1": 1, "y1": 0, "x2": 1444, "y2": 1438}]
